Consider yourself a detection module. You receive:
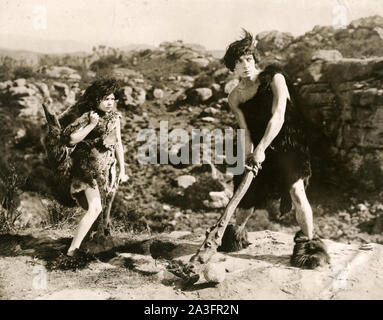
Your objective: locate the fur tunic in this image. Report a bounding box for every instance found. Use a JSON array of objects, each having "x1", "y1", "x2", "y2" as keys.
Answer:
[
  {"x1": 233, "y1": 65, "x2": 311, "y2": 212},
  {"x1": 62, "y1": 110, "x2": 121, "y2": 210}
]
